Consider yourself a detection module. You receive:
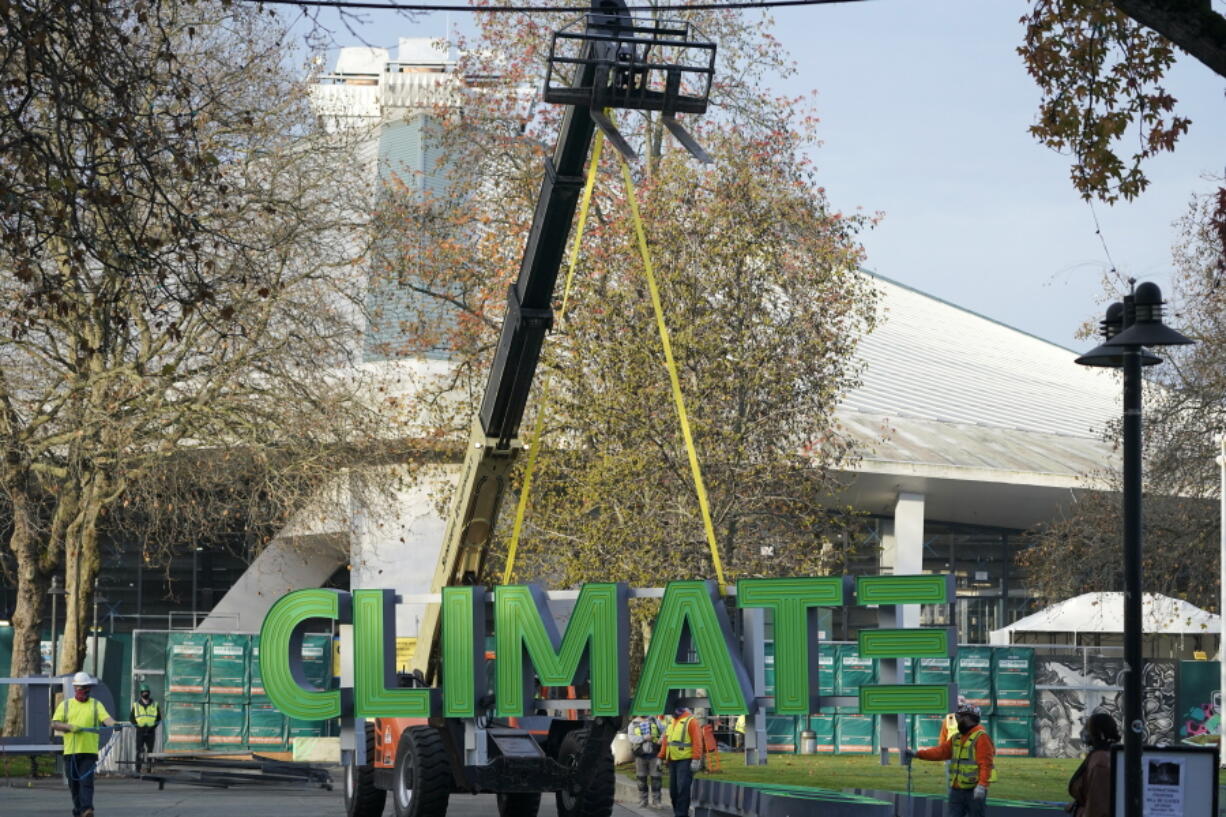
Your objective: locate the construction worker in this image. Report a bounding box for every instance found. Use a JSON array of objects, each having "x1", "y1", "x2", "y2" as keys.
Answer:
[
  {"x1": 130, "y1": 682, "x2": 161, "y2": 773},
  {"x1": 906, "y1": 701, "x2": 995, "y2": 817},
  {"x1": 657, "y1": 705, "x2": 705, "y2": 817},
  {"x1": 627, "y1": 715, "x2": 663, "y2": 807},
  {"x1": 51, "y1": 671, "x2": 128, "y2": 817}
]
